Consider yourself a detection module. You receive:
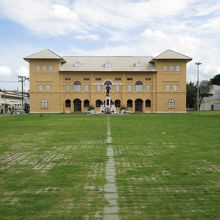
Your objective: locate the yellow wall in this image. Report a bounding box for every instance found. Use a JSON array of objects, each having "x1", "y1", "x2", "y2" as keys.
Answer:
[
  {"x1": 155, "y1": 60, "x2": 186, "y2": 112},
  {"x1": 29, "y1": 60, "x2": 61, "y2": 113},
  {"x1": 28, "y1": 59, "x2": 188, "y2": 113}
]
